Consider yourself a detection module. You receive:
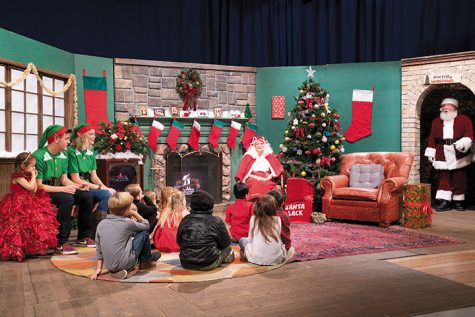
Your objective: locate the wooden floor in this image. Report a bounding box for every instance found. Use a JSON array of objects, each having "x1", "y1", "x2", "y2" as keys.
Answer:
[{"x1": 1, "y1": 210, "x2": 475, "y2": 317}]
